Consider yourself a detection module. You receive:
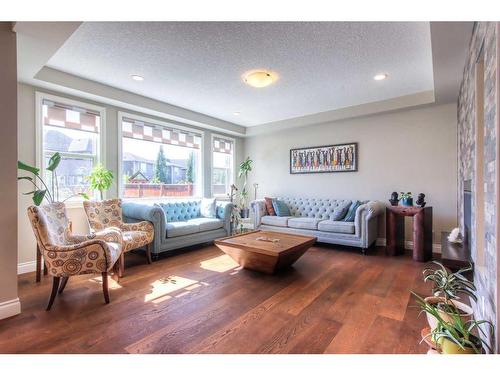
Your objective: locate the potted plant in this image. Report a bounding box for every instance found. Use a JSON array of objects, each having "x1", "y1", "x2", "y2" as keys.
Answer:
[
  {"x1": 399, "y1": 192, "x2": 413, "y2": 206},
  {"x1": 238, "y1": 157, "x2": 253, "y2": 219},
  {"x1": 87, "y1": 164, "x2": 114, "y2": 200},
  {"x1": 421, "y1": 261, "x2": 475, "y2": 330},
  {"x1": 18, "y1": 152, "x2": 89, "y2": 206},
  {"x1": 414, "y1": 293, "x2": 493, "y2": 354}
]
